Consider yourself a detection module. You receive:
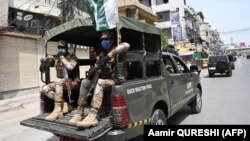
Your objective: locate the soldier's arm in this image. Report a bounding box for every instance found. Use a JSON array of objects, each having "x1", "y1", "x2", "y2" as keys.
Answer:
[
  {"x1": 108, "y1": 42, "x2": 130, "y2": 58},
  {"x1": 47, "y1": 55, "x2": 55, "y2": 59},
  {"x1": 40, "y1": 54, "x2": 55, "y2": 61},
  {"x1": 60, "y1": 55, "x2": 77, "y2": 71},
  {"x1": 95, "y1": 56, "x2": 100, "y2": 66}
]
